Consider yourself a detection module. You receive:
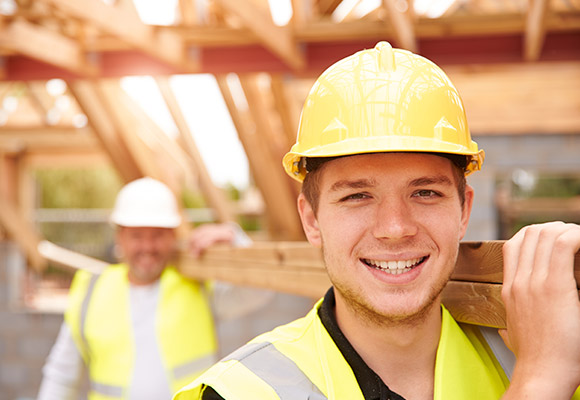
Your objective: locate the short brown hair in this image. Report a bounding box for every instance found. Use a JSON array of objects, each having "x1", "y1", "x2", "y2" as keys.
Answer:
[{"x1": 301, "y1": 153, "x2": 468, "y2": 215}]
